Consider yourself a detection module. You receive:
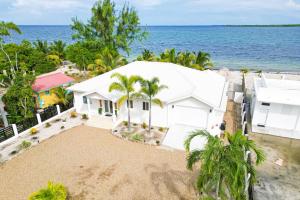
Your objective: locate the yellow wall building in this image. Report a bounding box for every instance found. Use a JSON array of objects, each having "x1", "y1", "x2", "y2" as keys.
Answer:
[{"x1": 32, "y1": 72, "x2": 74, "y2": 109}]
